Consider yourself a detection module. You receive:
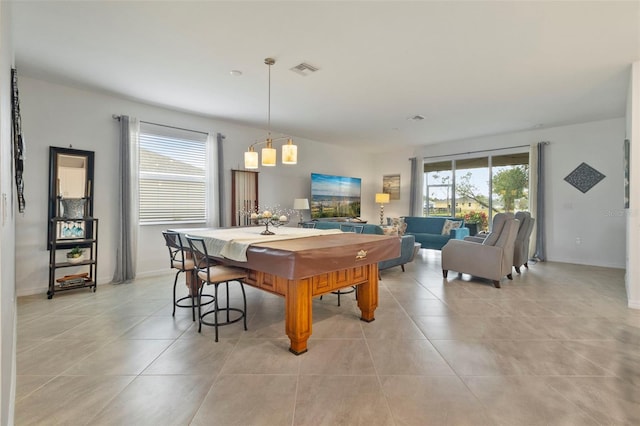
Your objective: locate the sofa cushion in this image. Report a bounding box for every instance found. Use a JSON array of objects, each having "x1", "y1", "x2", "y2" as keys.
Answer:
[{"x1": 441, "y1": 219, "x2": 461, "y2": 235}]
